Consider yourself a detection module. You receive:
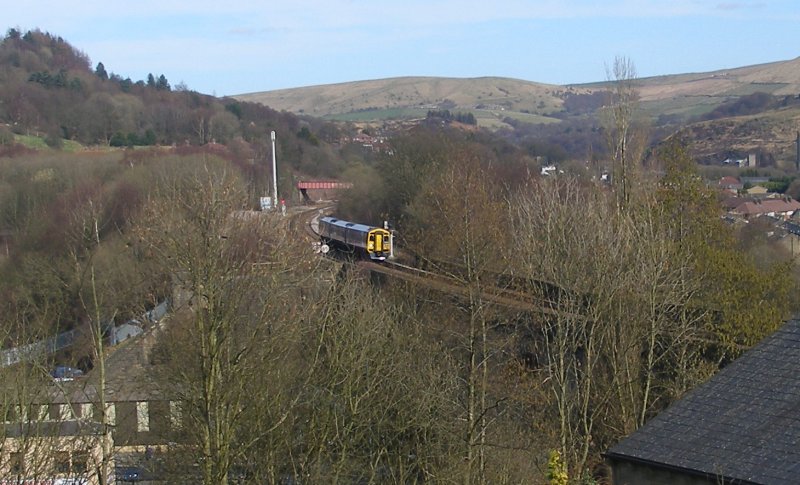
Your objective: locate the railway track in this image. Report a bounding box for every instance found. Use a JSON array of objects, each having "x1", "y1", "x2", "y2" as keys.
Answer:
[
  {"x1": 359, "y1": 259, "x2": 576, "y2": 317},
  {"x1": 302, "y1": 209, "x2": 576, "y2": 317}
]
